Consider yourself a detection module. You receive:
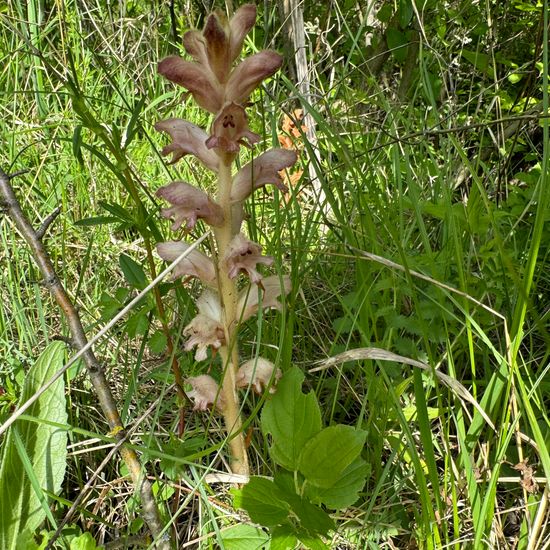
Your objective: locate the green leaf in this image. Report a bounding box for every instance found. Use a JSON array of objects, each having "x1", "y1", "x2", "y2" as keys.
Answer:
[
  {"x1": 461, "y1": 49, "x2": 491, "y2": 77},
  {"x1": 98, "y1": 201, "x2": 134, "y2": 223},
  {"x1": 125, "y1": 311, "x2": 149, "y2": 337},
  {"x1": 233, "y1": 477, "x2": 290, "y2": 527},
  {"x1": 221, "y1": 524, "x2": 270, "y2": 550},
  {"x1": 74, "y1": 215, "x2": 119, "y2": 227},
  {"x1": 119, "y1": 253, "x2": 148, "y2": 289},
  {"x1": 0, "y1": 342, "x2": 68, "y2": 550},
  {"x1": 261, "y1": 367, "x2": 322, "y2": 470},
  {"x1": 386, "y1": 28, "x2": 409, "y2": 63},
  {"x1": 398, "y1": 0, "x2": 413, "y2": 28},
  {"x1": 271, "y1": 526, "x2": 297, "y2": 550},
  {"x1": 70, "y1": 532, "x2": 98, "y2": 550},
  {"x1": 298, "y1": 425, "x2": 367, "y2": 488},
  {"x1": 273, "y1": 473, "x2": 334, "y2": 536},
  {"x1": 148, "y1": 330, "x2": 167, "y2": 354},
  {"x1": 305, "y1": 456, "x2": 369, "y2": 509}
]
